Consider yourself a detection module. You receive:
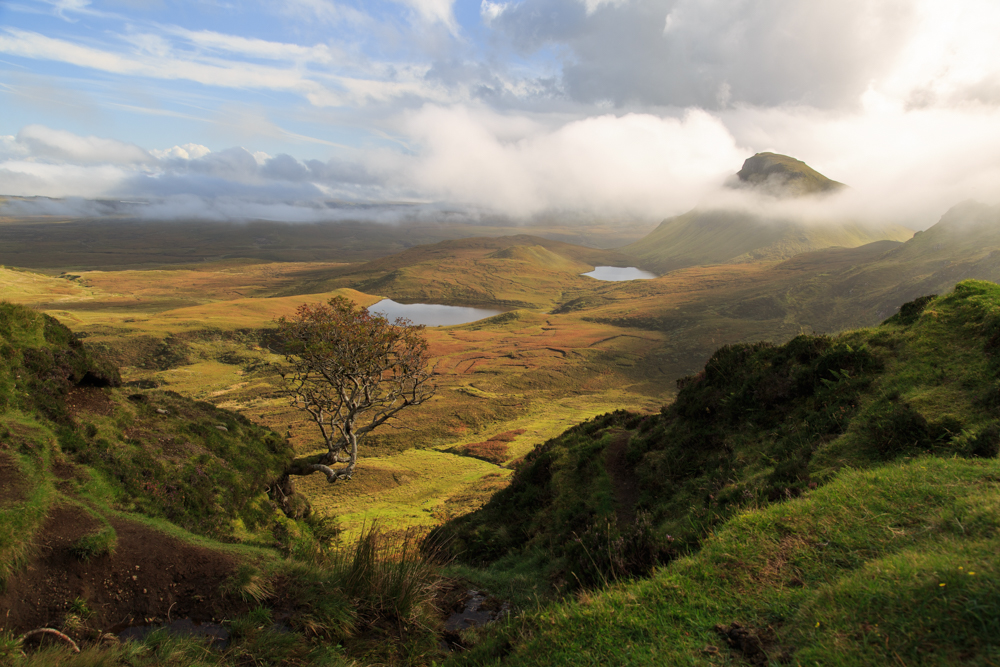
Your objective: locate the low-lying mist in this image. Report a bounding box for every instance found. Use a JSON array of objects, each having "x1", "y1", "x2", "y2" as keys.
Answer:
[{"x1": 3, "y1": 99, "x2": 1000, "y2": 231}]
